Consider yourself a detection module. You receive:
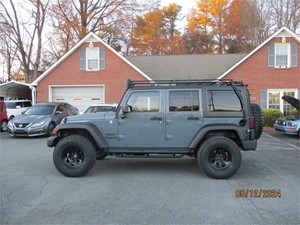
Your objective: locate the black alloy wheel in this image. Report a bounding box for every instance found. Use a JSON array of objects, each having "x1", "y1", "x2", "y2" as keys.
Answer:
[
  {"x1": 53, "y1": 135, "x2": 97, "y2": 177},
  {"x1": 208, "y1": 148, "x2": 232, "y2": 169},
  {"x1": 197, "y1": 136, "x2": 241, "y2": 179}
]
